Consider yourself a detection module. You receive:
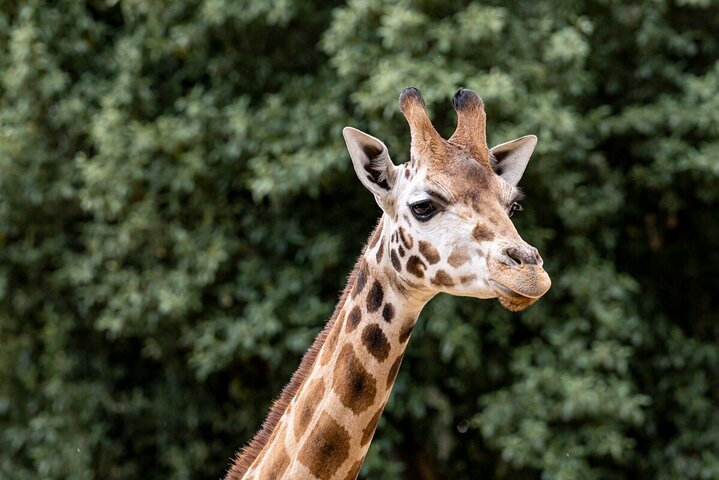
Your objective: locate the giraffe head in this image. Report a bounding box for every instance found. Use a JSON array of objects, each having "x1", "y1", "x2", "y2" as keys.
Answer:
[{"x1": 343, "y1": 87, "x2": 551, "y2": 311}]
